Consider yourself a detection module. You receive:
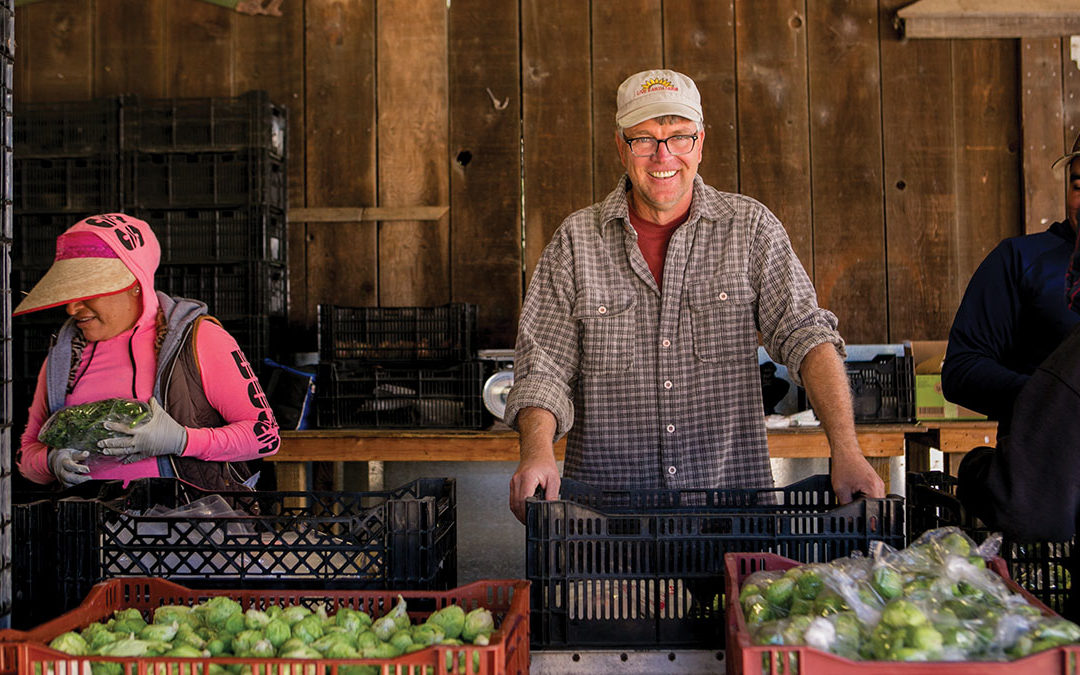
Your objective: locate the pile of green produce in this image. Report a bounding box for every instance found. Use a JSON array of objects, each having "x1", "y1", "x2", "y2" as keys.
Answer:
[
  {"x1": 739, "y1": 527, "x2": 1080, "y2": 662},
  {"x1": 38, "y1": 398, "x2": 151, "y2": 452},
  {"x1": 46, "y1": 594, "x2": 496, "y2": 674}
]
